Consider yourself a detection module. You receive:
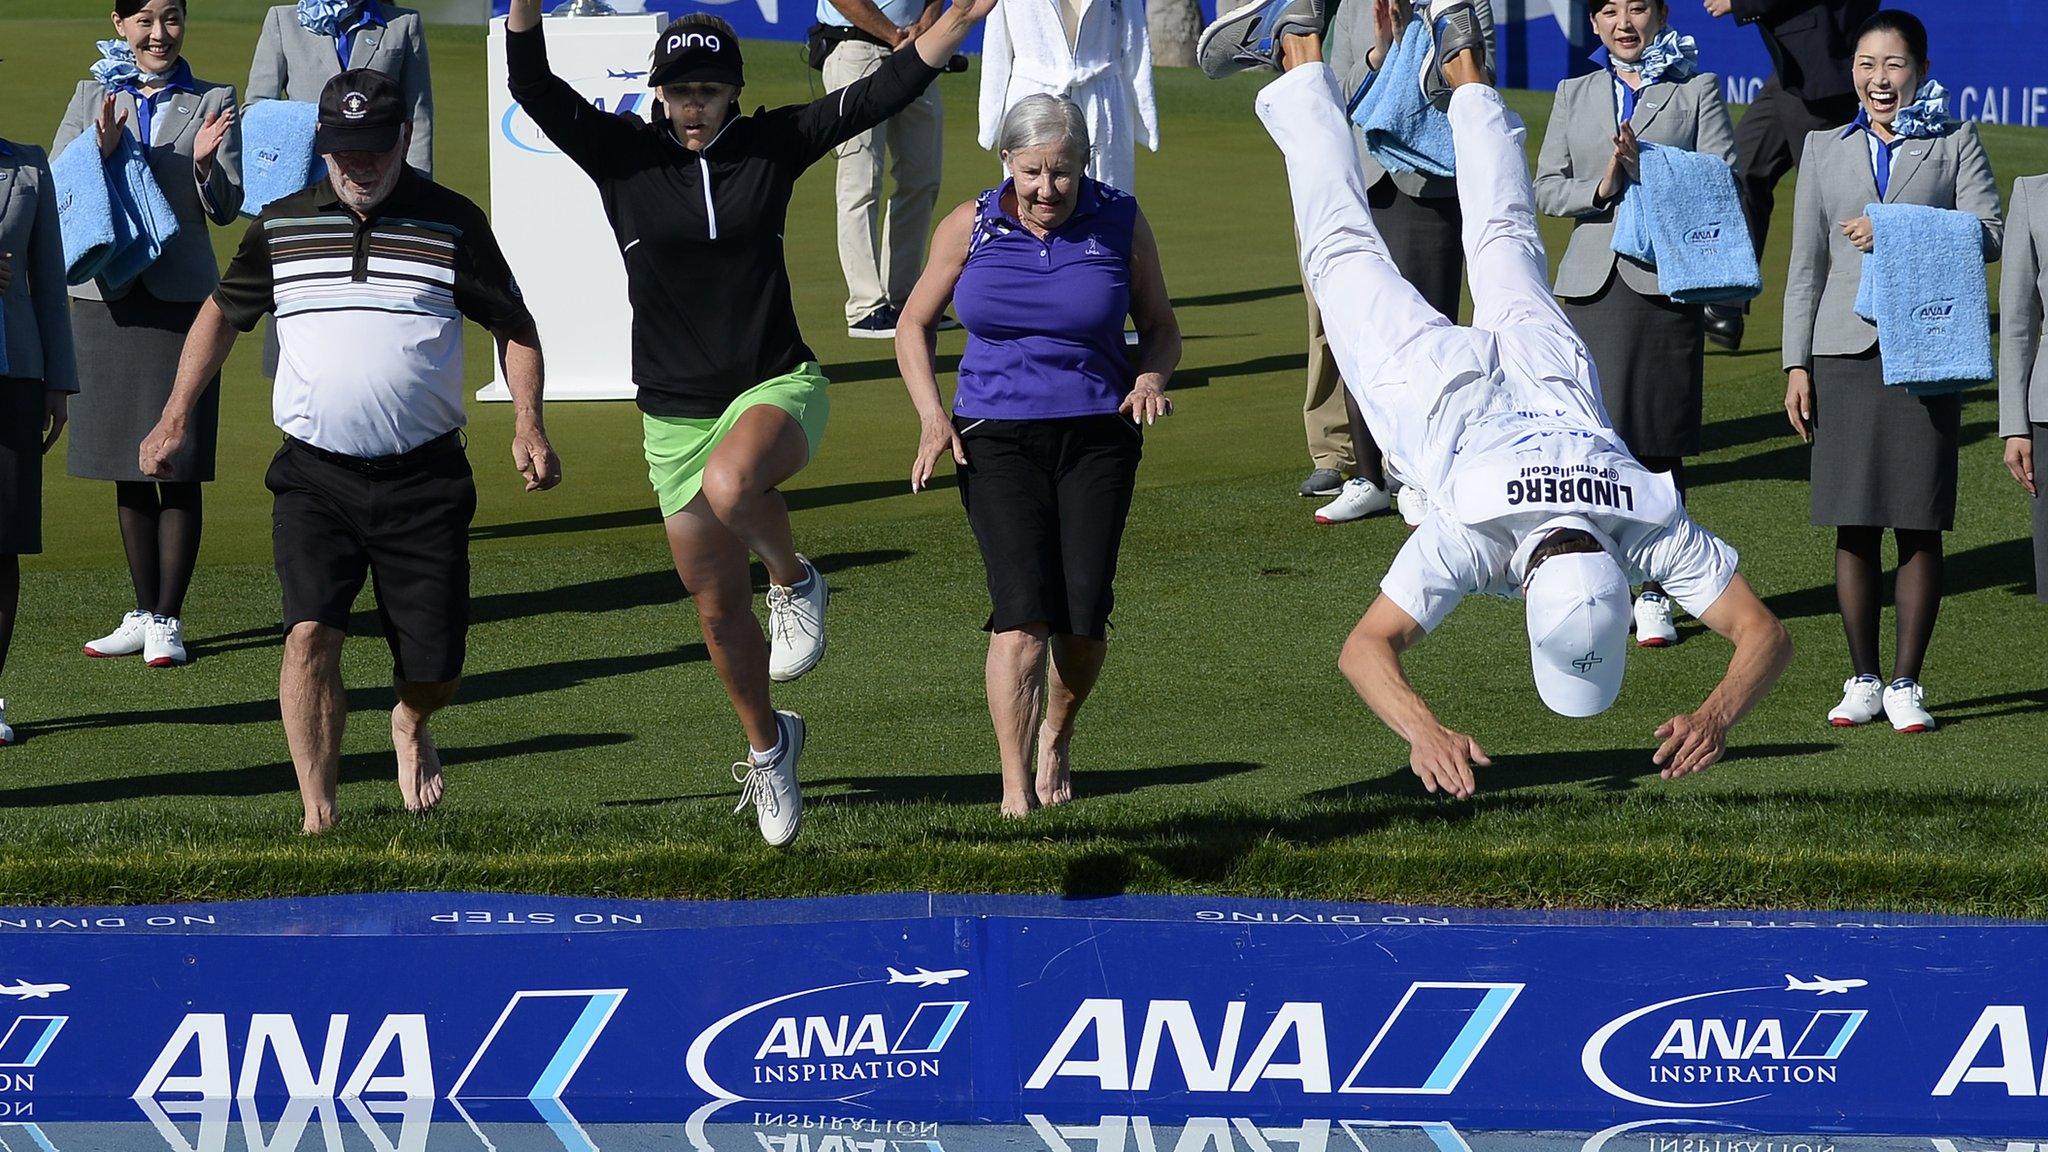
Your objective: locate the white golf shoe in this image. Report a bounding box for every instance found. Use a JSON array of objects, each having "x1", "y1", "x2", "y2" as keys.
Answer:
[
  {"x1": 1882, "y1": 678, "x2": 1936, "y2": 733},
  {"x1": 0, "y1": 699, "x2": 13, "y2": 747},
  {"x1": 143, "y1": 615, "x2": 188, "y2": 668},
  {"x1": 1633, "y1": 591, "x2": 1678, "y2": 647},
  {"x1": 1827, "y1": 675, "x2": 1884, "y2": 727},
  {"x1": 766, "y1": 556, "x2": 827, "y2": 682},
  {"x1": 1396, "y1": 484, "x2": 1430, "y2": 528},
  {"x1": 1314, "y1": 477, "x2": 1391, "y2": 524},
  {"x1": 733, "y1": 710, "x2": 805, "y2": 847},
  {"x1": 84, "y1": 610, "x2": 151, "y2": 658}
]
